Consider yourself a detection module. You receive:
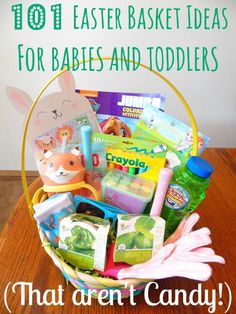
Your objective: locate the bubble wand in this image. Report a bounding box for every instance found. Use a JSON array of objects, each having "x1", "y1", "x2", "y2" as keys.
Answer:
[{"x1": 150, "y1": 168, "x2": 173, "y2": 216}]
